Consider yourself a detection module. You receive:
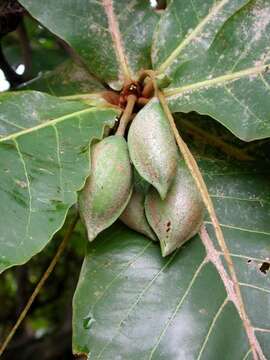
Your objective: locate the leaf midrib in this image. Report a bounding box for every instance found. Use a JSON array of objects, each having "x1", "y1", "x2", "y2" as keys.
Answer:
[
  {"x1": 101, "y1": 0, "x2": 132, "y2": 80},
  {"x1": 157, "y1": 0, "x2": 230, "y2": 74},
  {"x1": 0, "y1": 107, "x2": 119, "y2": 143},
  {"x1": 164, "y1": 63, "x2": 270, "y2": 98}
]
